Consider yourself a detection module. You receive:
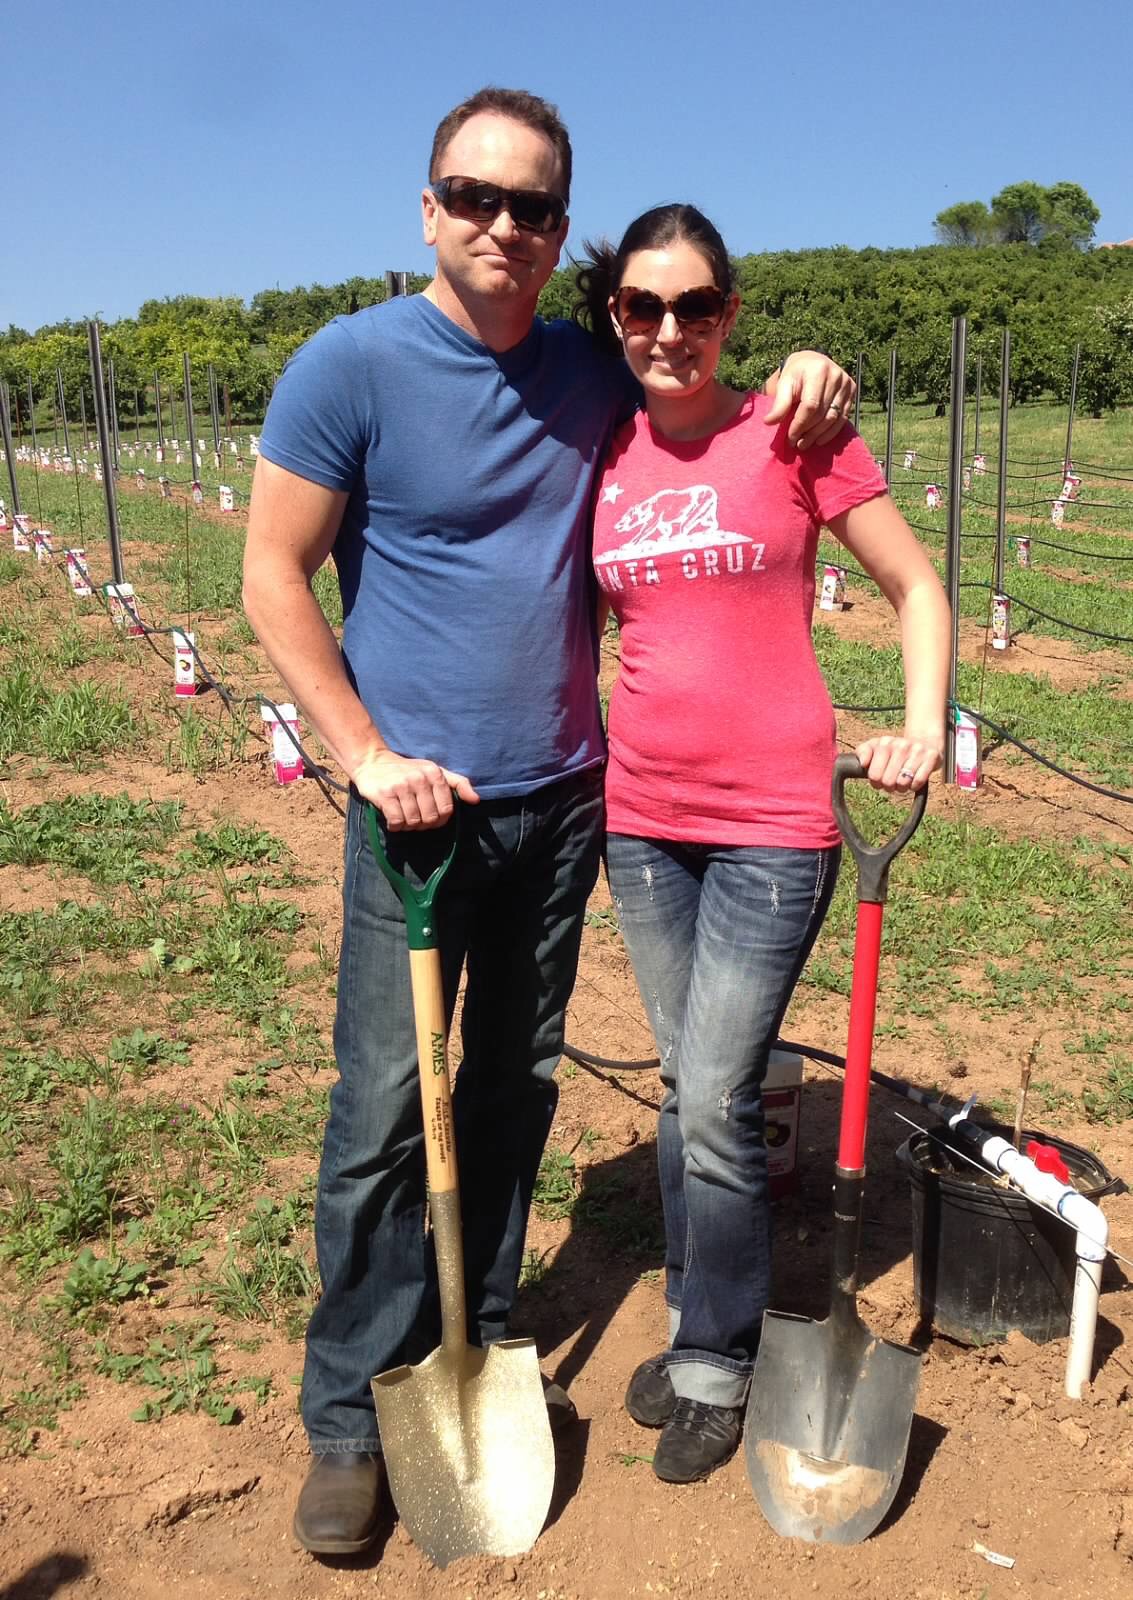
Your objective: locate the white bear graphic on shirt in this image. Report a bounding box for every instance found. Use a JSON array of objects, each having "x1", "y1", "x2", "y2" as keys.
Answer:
[{"x1": 596, "y1": 484, "x2": 754, "y2": 563}]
